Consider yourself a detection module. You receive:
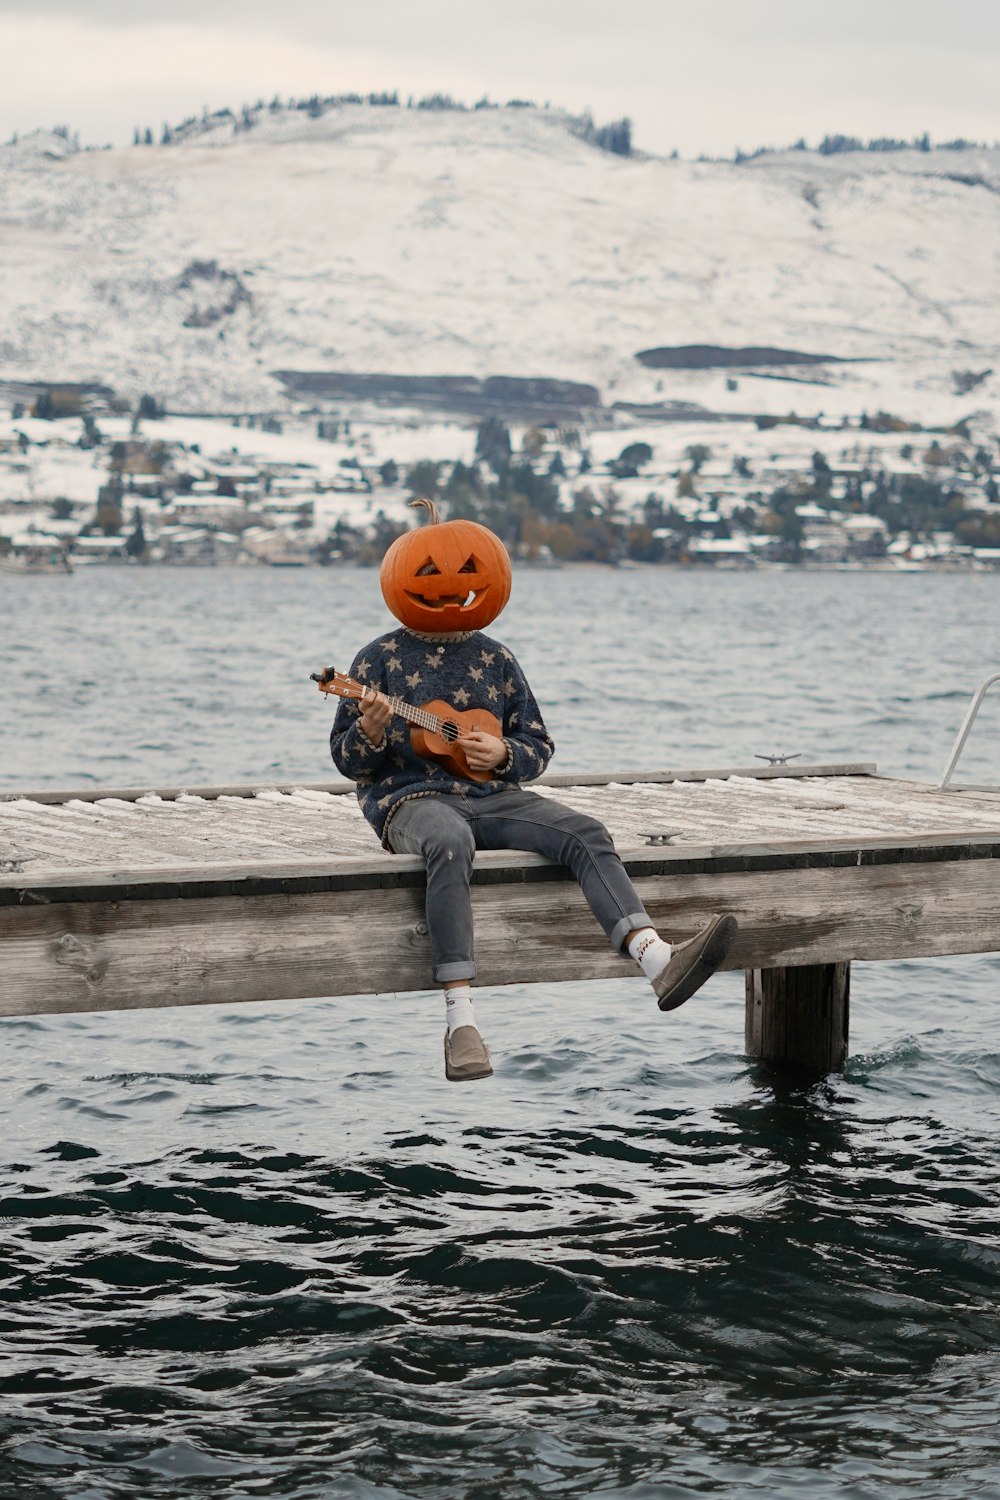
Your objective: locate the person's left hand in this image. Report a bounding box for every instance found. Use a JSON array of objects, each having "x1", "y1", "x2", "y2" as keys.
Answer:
[{"x1": 458, "y1": 731, "x2": 507, "y2": 773}]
